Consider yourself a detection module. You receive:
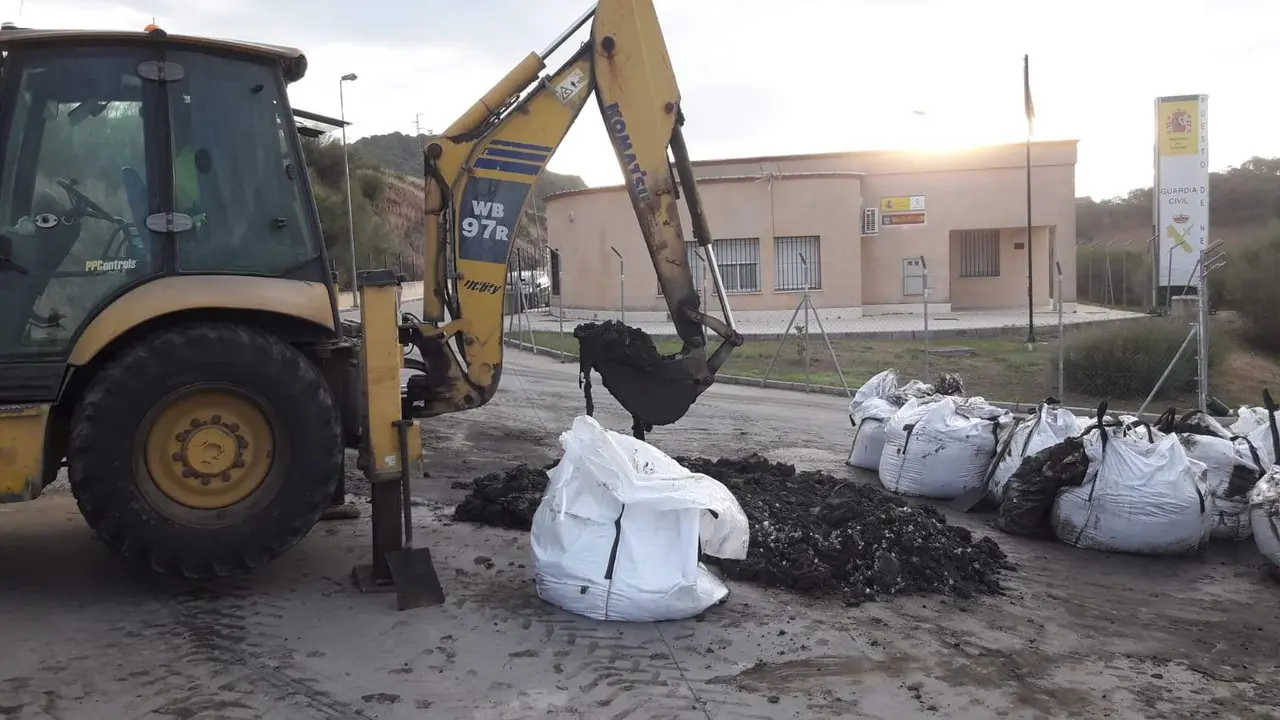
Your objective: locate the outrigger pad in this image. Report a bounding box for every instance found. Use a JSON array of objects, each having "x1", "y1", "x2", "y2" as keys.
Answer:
[{"x1": 574, "y1": 320, "x2": 711, "y2": 427}]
